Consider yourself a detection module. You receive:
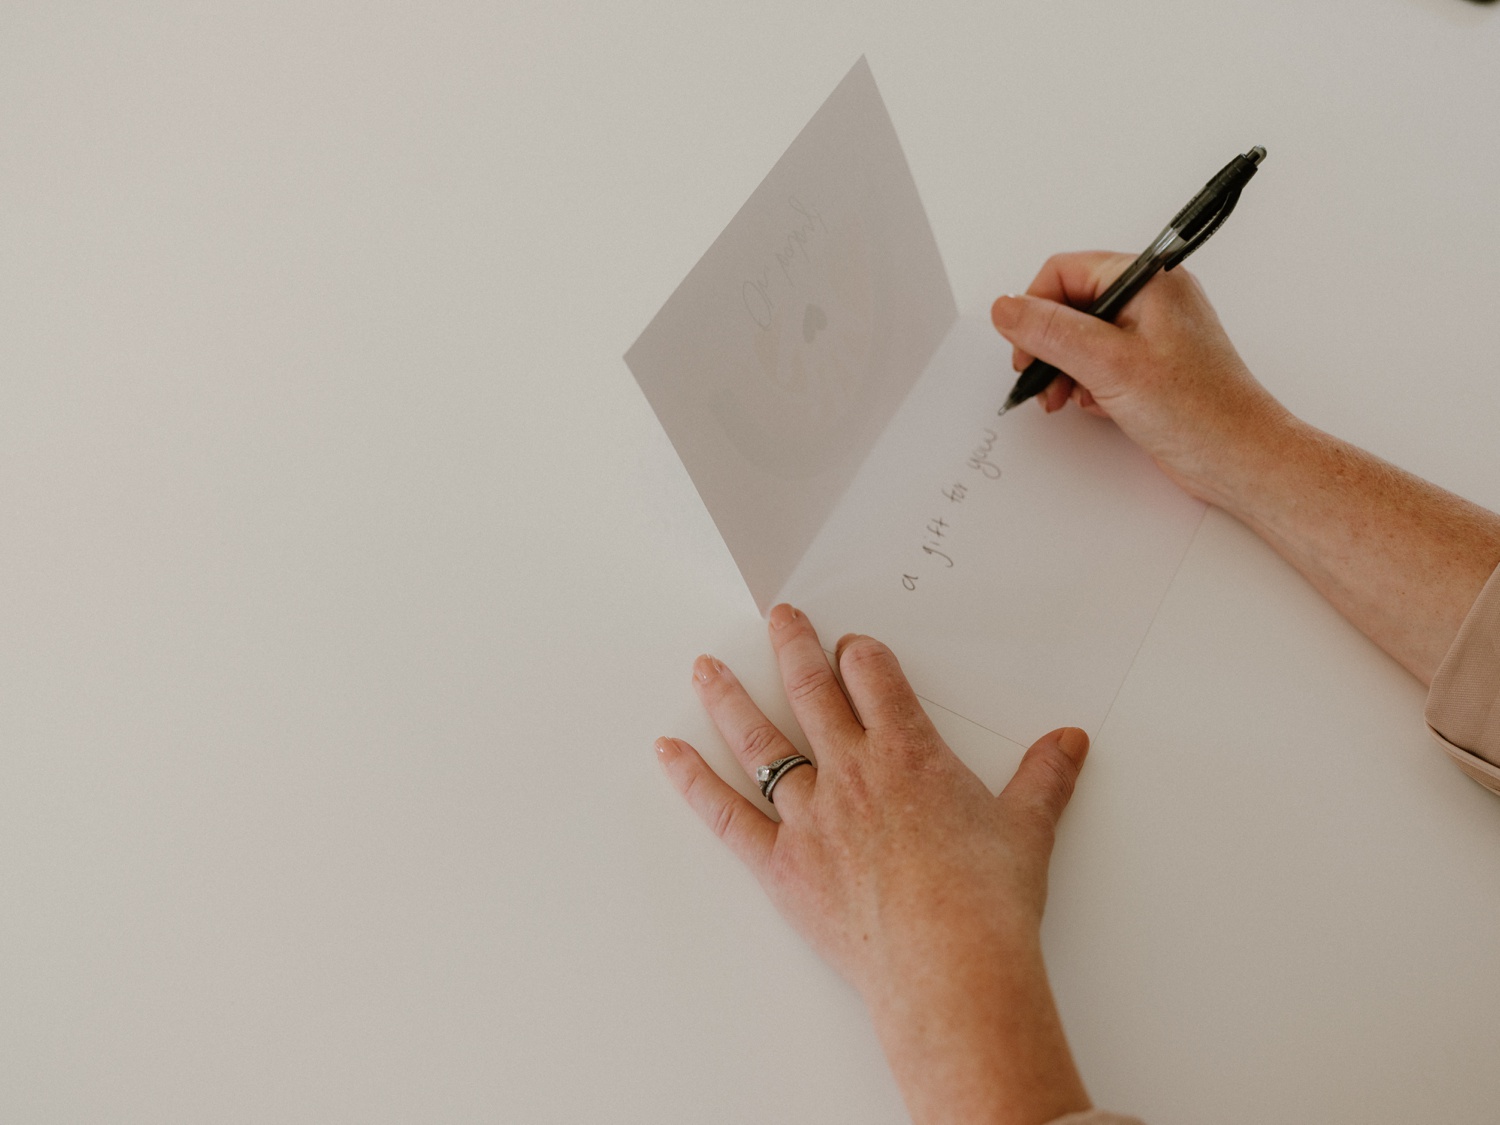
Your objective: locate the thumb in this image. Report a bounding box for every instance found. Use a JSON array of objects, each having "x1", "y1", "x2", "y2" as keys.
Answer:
[
  {"x1": 998, "y1": 726, "x2": 1090, "y2": 839},
  {"x1": 991, "y1": 295, "x2": 1130, "y2": 395}
]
